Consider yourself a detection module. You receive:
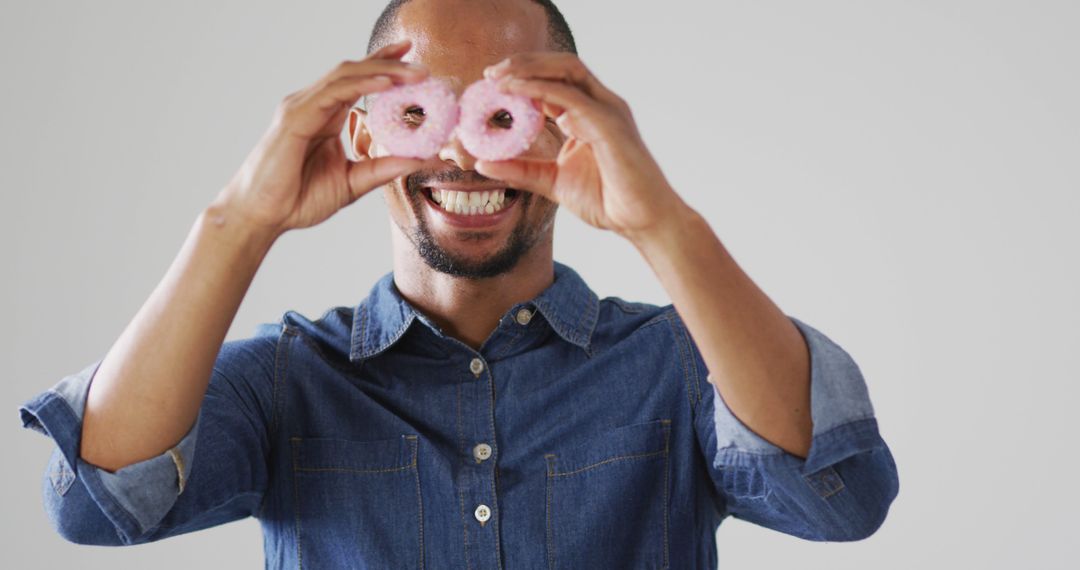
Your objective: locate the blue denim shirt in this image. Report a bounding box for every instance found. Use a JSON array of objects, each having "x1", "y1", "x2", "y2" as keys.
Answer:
[{"x1": 20, "y1": 261, "x2": 898, "y2": 569}]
